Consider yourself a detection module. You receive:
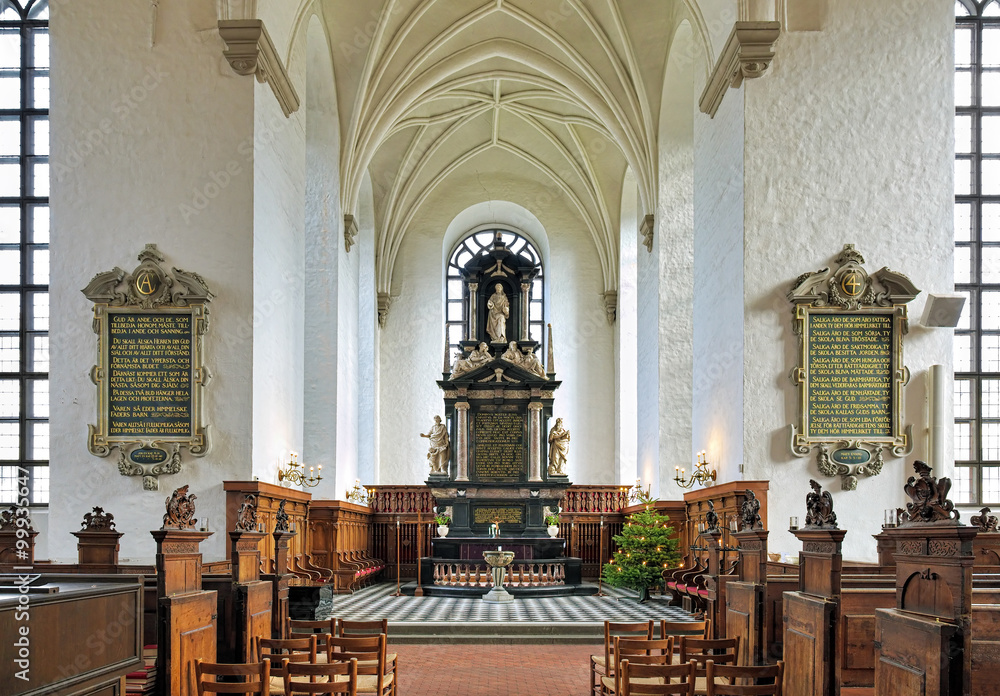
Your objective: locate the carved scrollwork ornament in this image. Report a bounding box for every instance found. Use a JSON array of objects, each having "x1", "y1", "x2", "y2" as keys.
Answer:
[
  {"x1": 234, "y1": 494, "x2": 258, "y2": 532},
  {"x1": 0, "y1": 505, "x2": 31, "y2": 531},
  {"x1": 971, "y1": 506, "x2": 999, "y2": 532},
  {"x1": 899, "y1": 460, "x2": 960, "y2": 526},
  {"x1": 81, "y1": 507, "x2": 116, "y2": 531},
  {"x1": 803, "y1": 479, "x2": 838, "y2": 529},
  {"x1": 161, "y1": 485, "x2": 198, "y2": 530}
]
